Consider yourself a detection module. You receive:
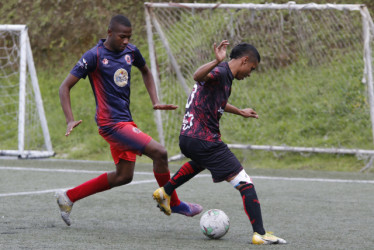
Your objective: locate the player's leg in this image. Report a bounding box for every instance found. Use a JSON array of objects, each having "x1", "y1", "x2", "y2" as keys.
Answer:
[
  {"x1": 56, "y1": 122, "x2": 138, "y2": 226},
  {"x1": 166, "y1": 160, "x2": 204, "y2": 216},
  {"x1": 164, "y1": 161, "x2": 204, "y2": 194},
  {"x1": 143, "y1": 139, "x2": 181, "y2": 207},
  {"x1": 56, "y1": 161, "x2": 134, "y2": 226},
  {"x1": 61, "y1": 159, "x2": 134, "y2": 202},
  {"x1": 144, "y1": 139, "x2": 203, "y2": 217},
  {"x1": 185, "y1": 137, "x2": 286, "y2": 244},
  {"x1": 227, "y1": 170, "x2": 265, "y2": 235},
  {"x1": 56, "y1": 171, "x2": 112, "y2": 226},
  {"x1": 153, "y1": 160, "x2": 204, "y2": 216},
  {"x1": 228, "y1": 170, "x2": 286, "y2": 245},
  {"x1": 107, "y1": 159, "x2": 135, "y2": 187},
  {"x1": 151, "y1": 135, "x2": 205, "y2": 216}
]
